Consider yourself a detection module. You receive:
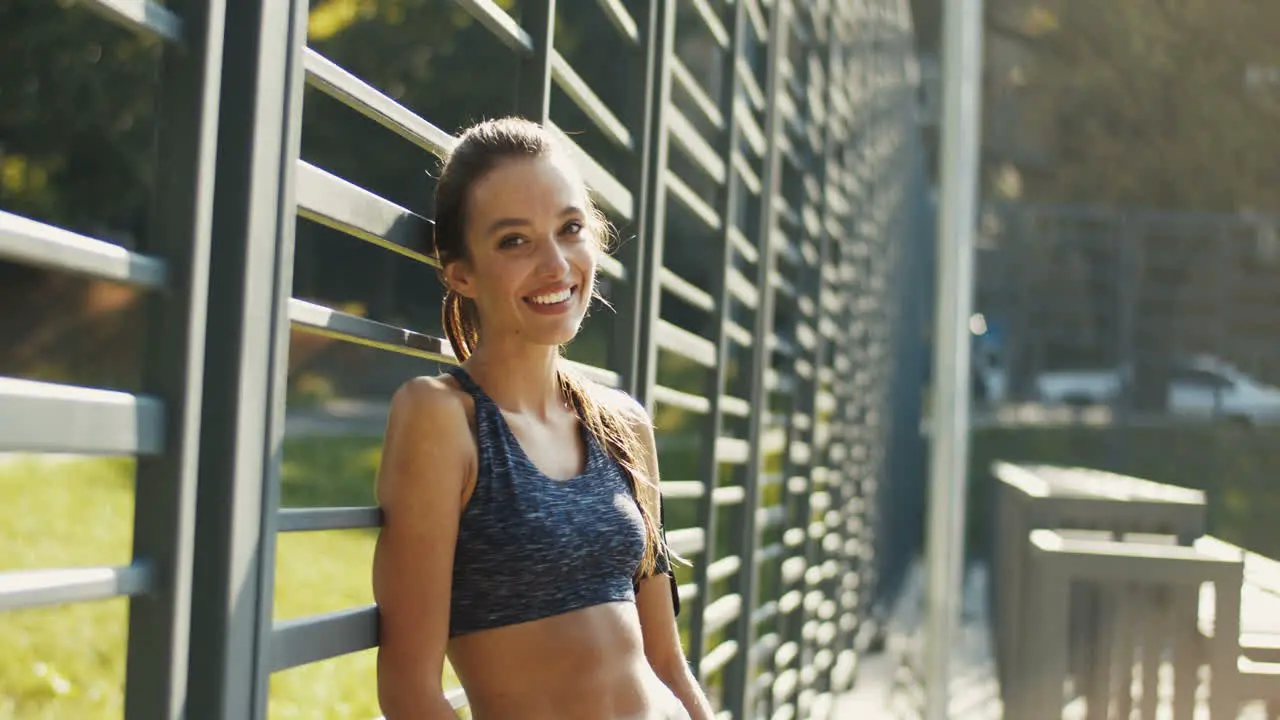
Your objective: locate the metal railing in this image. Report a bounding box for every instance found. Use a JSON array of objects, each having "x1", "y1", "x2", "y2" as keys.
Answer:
[
  {"x1": 990, "y1": 462, "x2": 1280, "y2": 718},
  {"x1": 0, "y1": 0, "x2": 928, "y2": 718},
  {"x1": 976, "y1": 203, "x2": 1280, "y2": 415}
]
